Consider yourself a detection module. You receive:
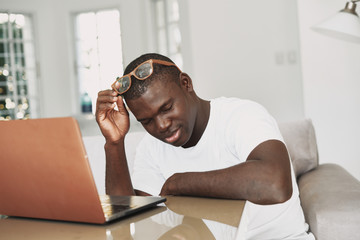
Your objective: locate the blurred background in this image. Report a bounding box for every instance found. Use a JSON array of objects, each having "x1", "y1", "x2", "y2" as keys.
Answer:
[{"x1": 0, "y1": 0, "x2": 359, "y2": 180}]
